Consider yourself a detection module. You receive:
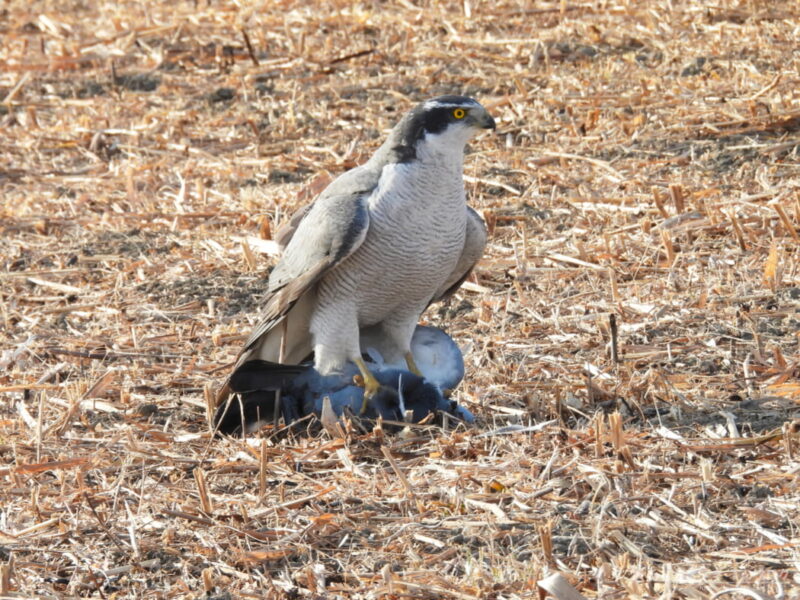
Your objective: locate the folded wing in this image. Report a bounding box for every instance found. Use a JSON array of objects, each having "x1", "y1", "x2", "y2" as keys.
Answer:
[
  {"x1": 217, "y1": 166, "x2": 379, "y2": 403},
  {"x1": 431, "y1": 206, "x2": 487, "y2": 303}
]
